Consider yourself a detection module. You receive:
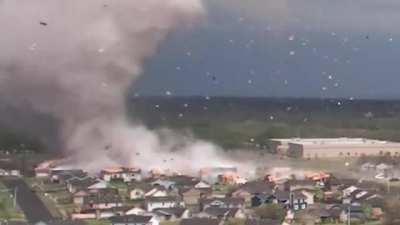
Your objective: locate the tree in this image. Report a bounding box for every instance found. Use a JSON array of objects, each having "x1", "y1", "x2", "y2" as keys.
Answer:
[
  {"x1": 254, "y1": 204, "x2": 286, "y2": 221},
  {"x1": 384, "y1": 199, "x2": 400, "y2": 225}
]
